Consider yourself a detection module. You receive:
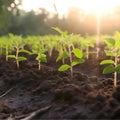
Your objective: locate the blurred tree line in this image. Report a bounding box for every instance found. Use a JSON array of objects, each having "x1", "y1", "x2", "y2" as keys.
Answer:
[{"x1": 0, "y1": 0, "x2": 120, "y2": 36}]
